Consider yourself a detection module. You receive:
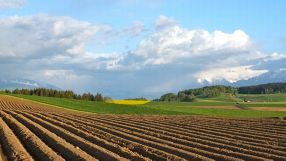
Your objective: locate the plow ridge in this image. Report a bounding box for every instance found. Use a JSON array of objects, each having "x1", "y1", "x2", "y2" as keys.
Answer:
[
  {"x1": 73, "y1": 115, "x2": 286, "y2": 160},
  {"x1": 58, "y1": 113, "x2": 286, "y2": 152},
  {"x1": 5, "y1": 111, "x2": 97, "y2": 161},
  {"x1": 24, "y1": 112, "x2": 149, "y2": 161},
  {"x1": 91, "y1": 115, "x2": 286, "y2": 153},
  {"x1": 0, "y1": 111, "x2": 65, "y2": 161},
  {"x1": 97, "y1": 115, "x2": 285, "y2": 147},
  {"x1": 53, "y1": 114, "x2": 262, "y2": 160},
  {"x1": 18, "y1": 112, "x2": 130, "y2": 161},
  {"x1": 0, "y1": 95, "x2": 286, "y2": 161},
  {"x1": 0, "y1": 117, "x2": 32, "y2": 161},
  {"x1": 35, "y1": 112, "x2": 182, "y2": 161}
]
